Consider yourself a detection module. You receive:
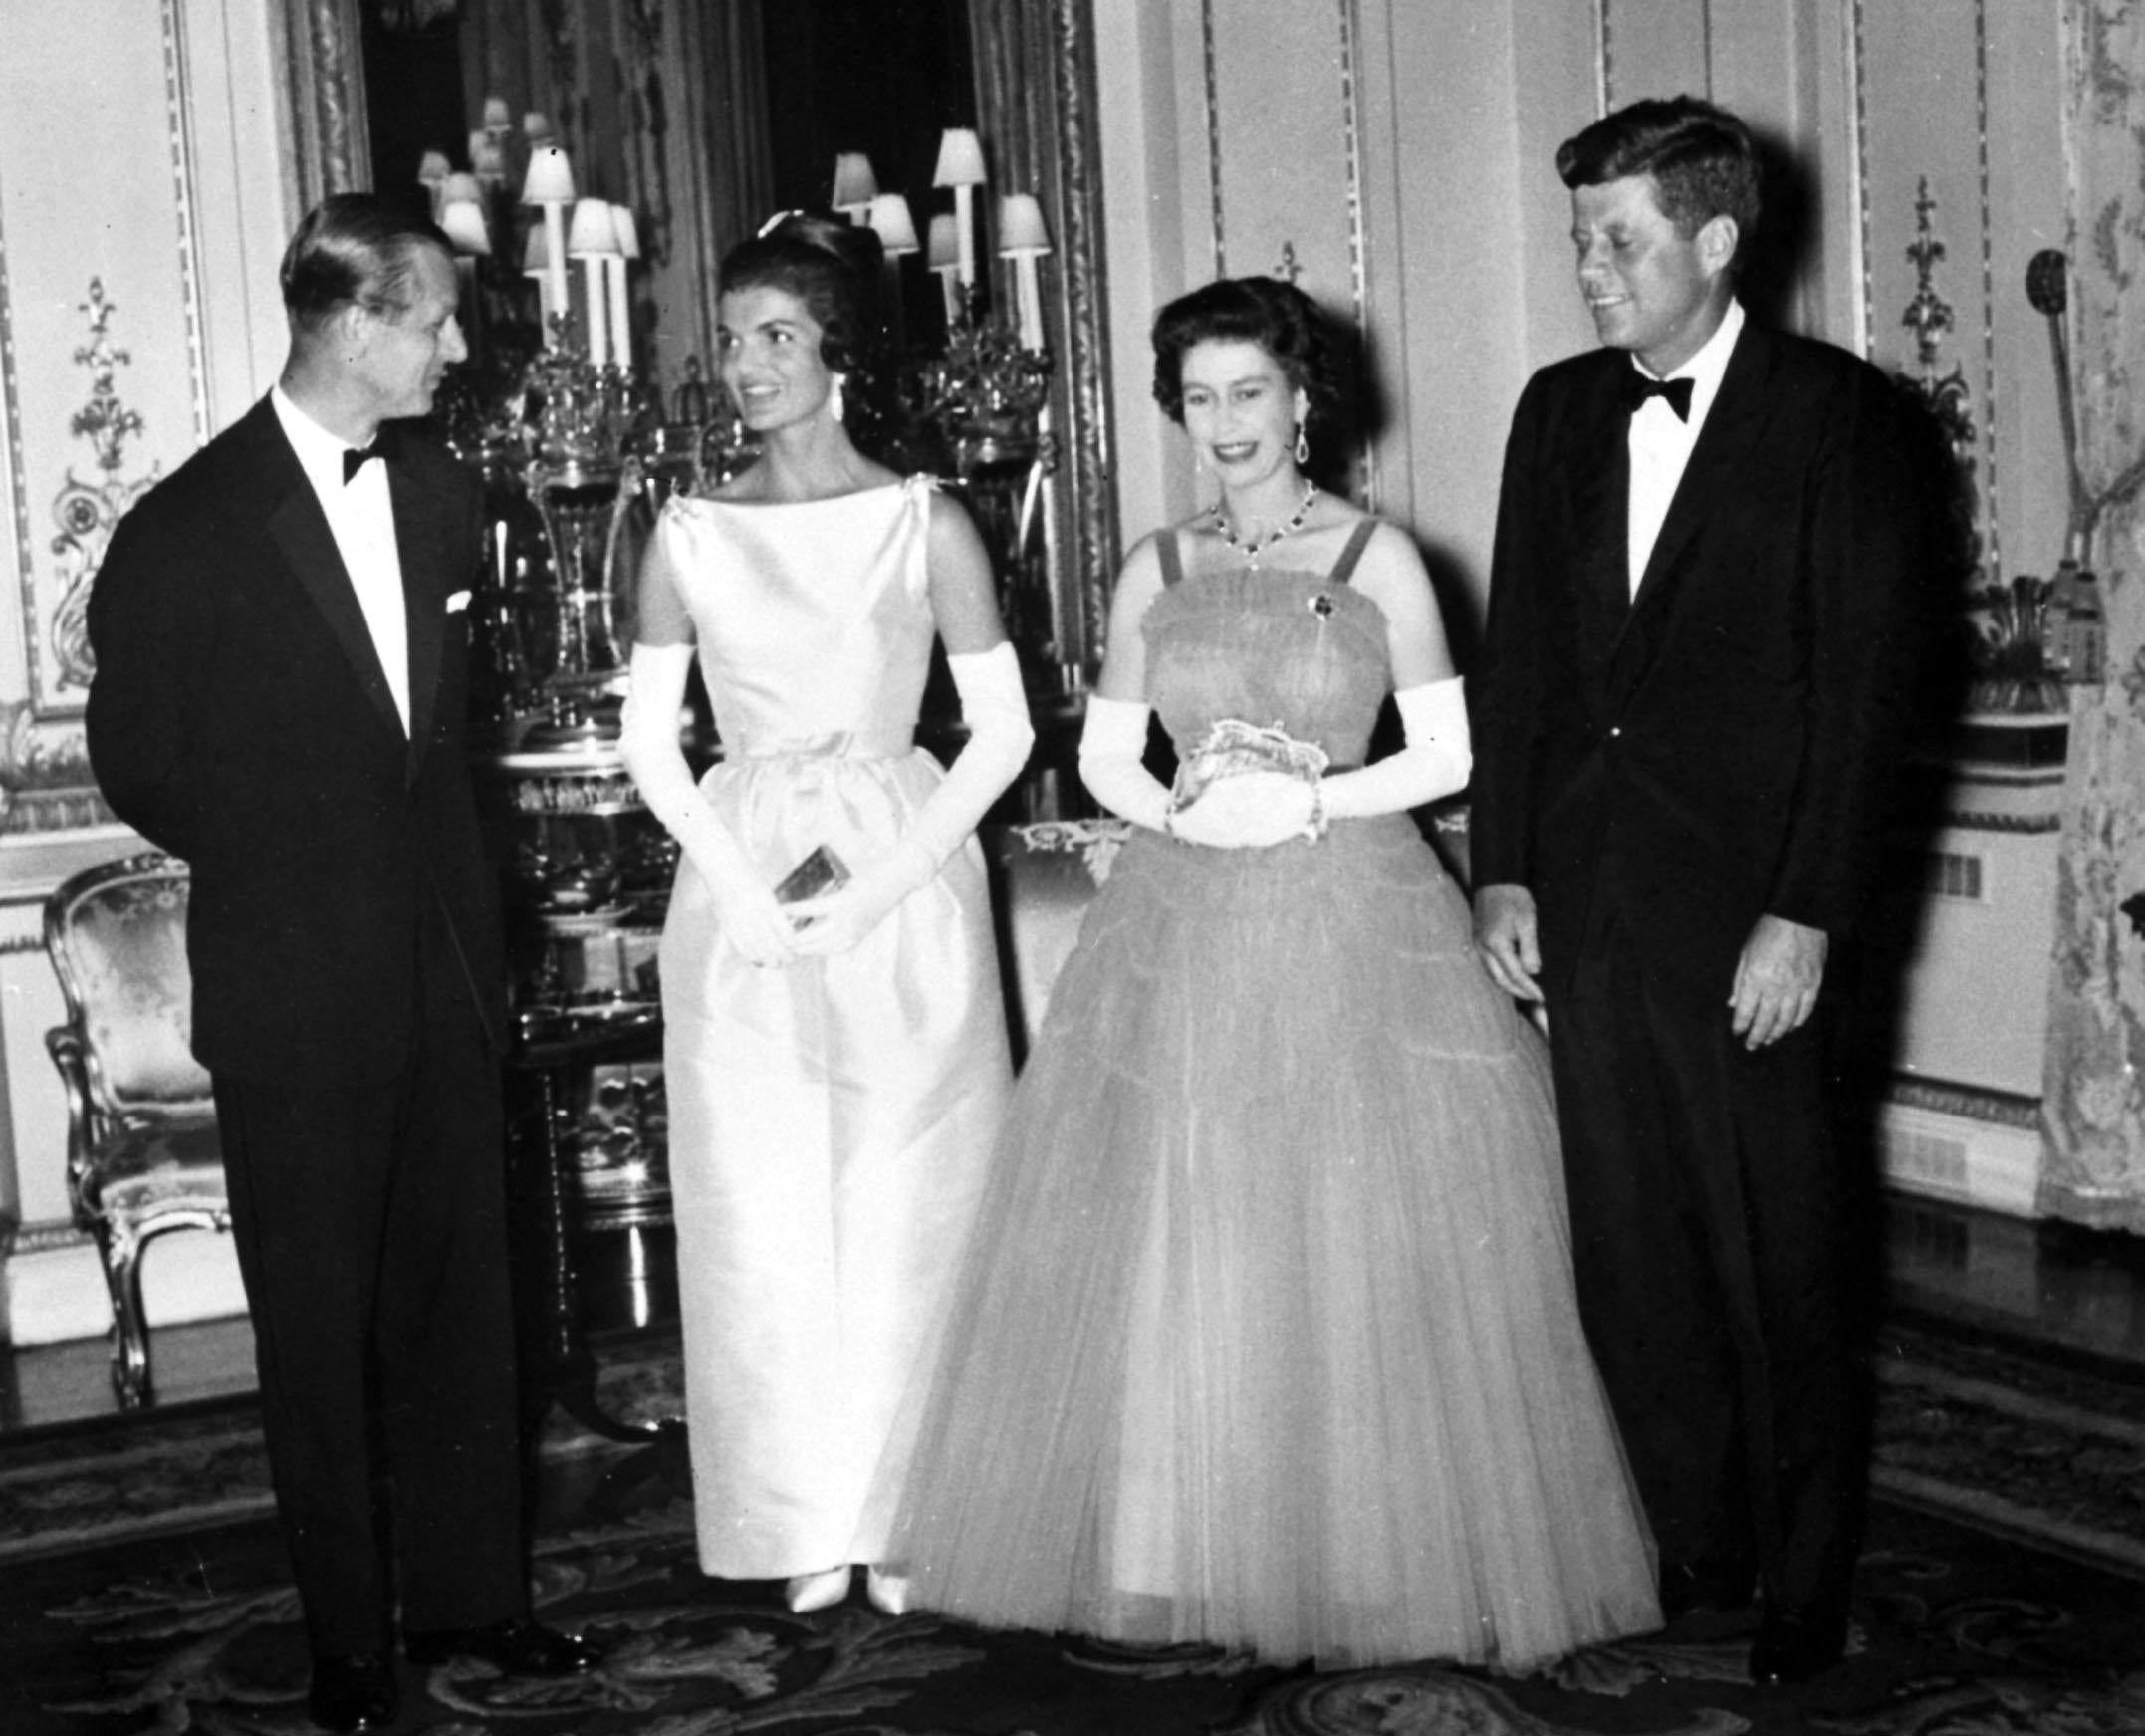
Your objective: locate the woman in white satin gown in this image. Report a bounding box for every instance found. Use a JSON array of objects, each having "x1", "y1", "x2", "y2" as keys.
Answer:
[{"x1": 617, "y1": 214, "x2": 1033, "y2": 1615}]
